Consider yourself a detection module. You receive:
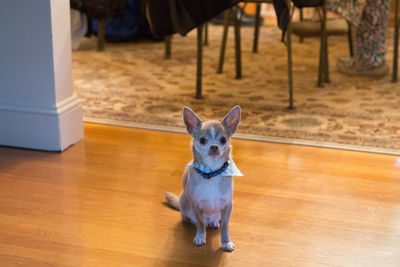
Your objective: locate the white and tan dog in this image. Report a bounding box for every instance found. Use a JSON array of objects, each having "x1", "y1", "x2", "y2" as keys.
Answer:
[{"x1": 165, "y1": 106, "x2": 243, "y2": 252}]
